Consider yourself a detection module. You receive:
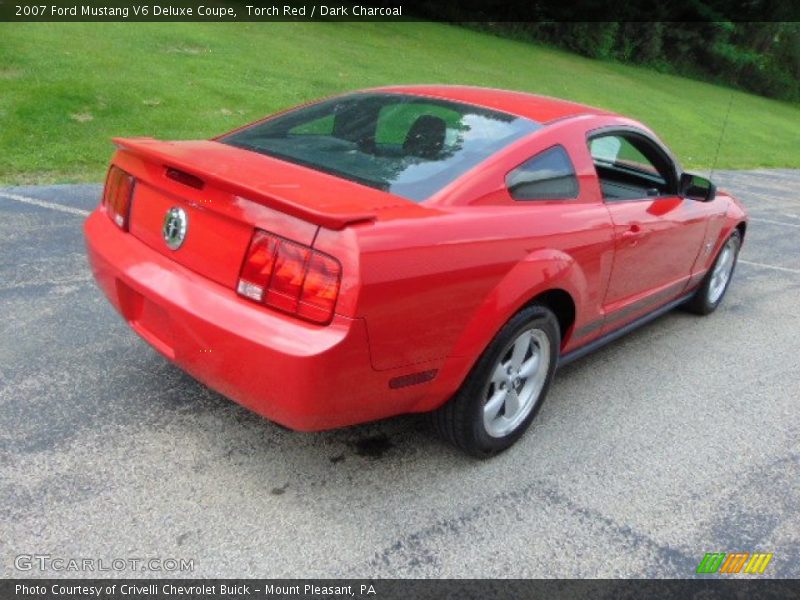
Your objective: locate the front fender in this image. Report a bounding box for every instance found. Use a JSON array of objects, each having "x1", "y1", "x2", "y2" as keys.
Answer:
[{"x1": 706, "y1": 193, "x2": 748, "y2": 270}]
